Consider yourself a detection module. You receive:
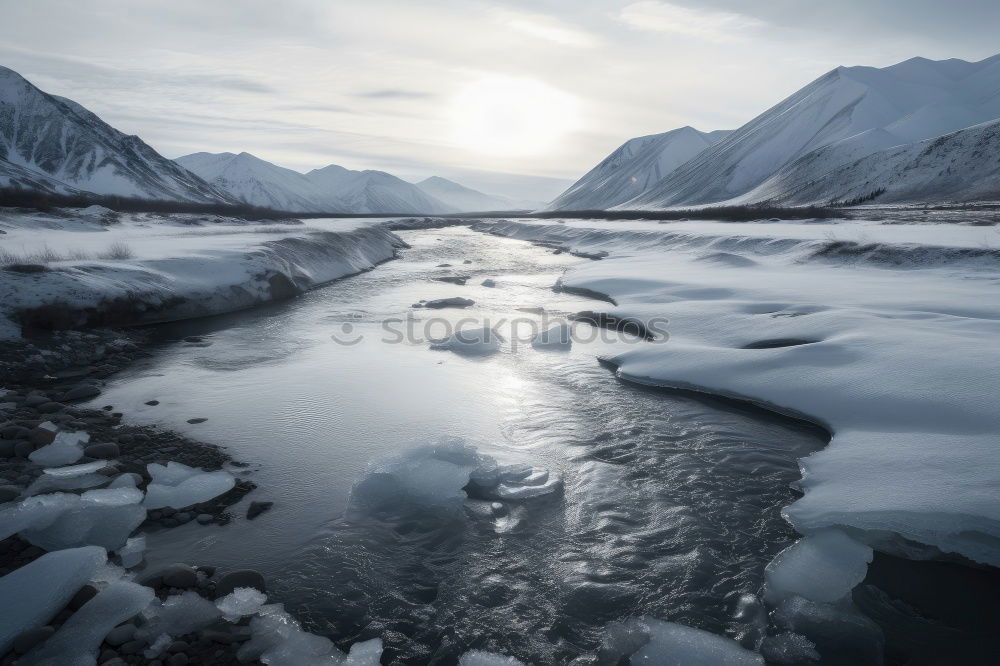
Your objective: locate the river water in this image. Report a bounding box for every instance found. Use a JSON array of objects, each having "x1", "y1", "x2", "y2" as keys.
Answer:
[{"x1": 94, "y1": 226, "x2": 830, "y2": 663}]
